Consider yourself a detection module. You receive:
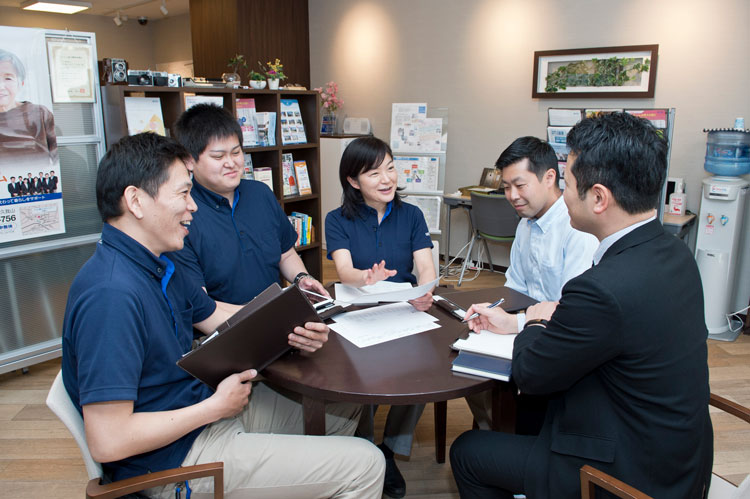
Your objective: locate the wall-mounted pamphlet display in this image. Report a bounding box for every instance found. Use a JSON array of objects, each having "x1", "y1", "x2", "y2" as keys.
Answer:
[
  {"x1": 402, "y1": 195, "x2": 442, "y2": 233},
  {"x1": 546, "y1": 107, "x2": 675, "y2": 216},
  {"x1": 388, "y1": 102, "x2": 448, "y2": 234},
  {"x1": 395, "y1": 156, "x2": 439, "y2": 192}
]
